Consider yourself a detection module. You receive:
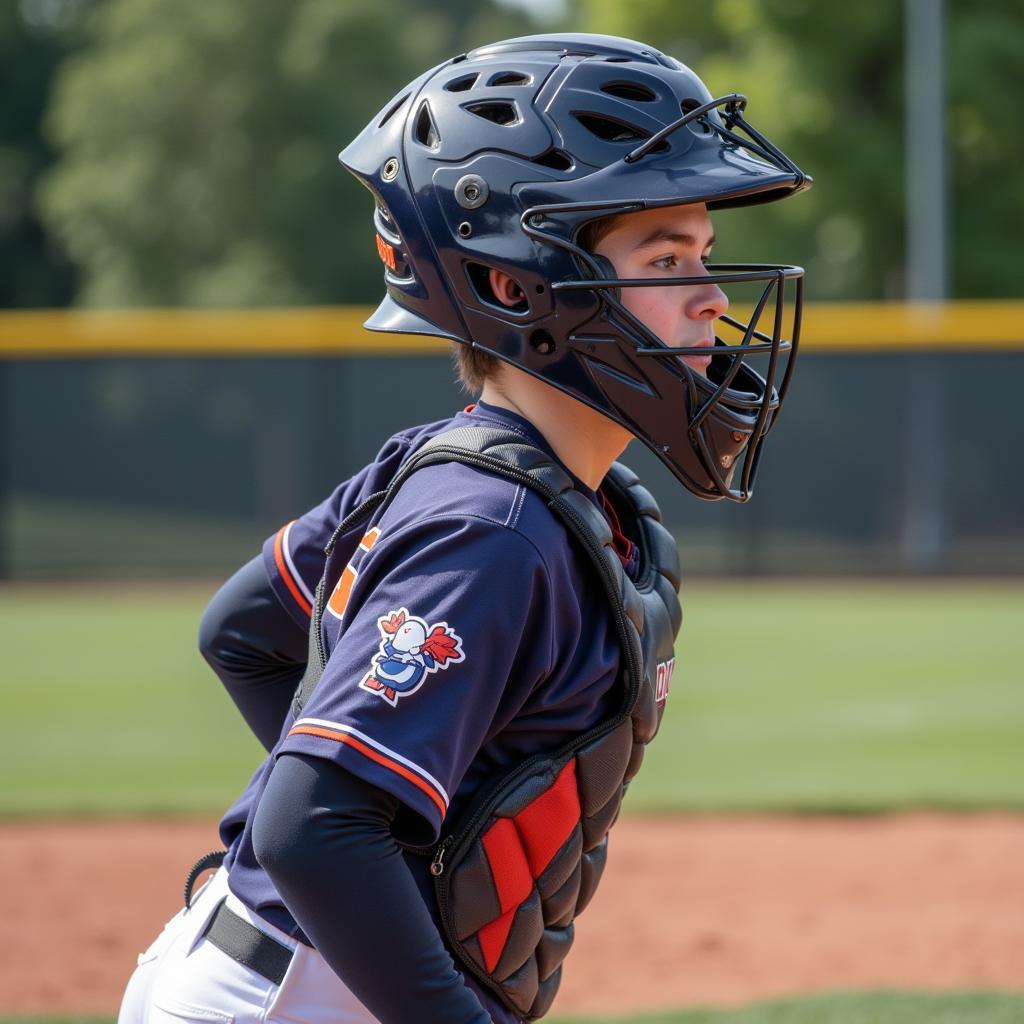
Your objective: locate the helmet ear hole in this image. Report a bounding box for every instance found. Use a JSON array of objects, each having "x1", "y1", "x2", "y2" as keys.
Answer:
[{"x1": 466, "y1": 263, "x2": 528, "y2": 313}]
